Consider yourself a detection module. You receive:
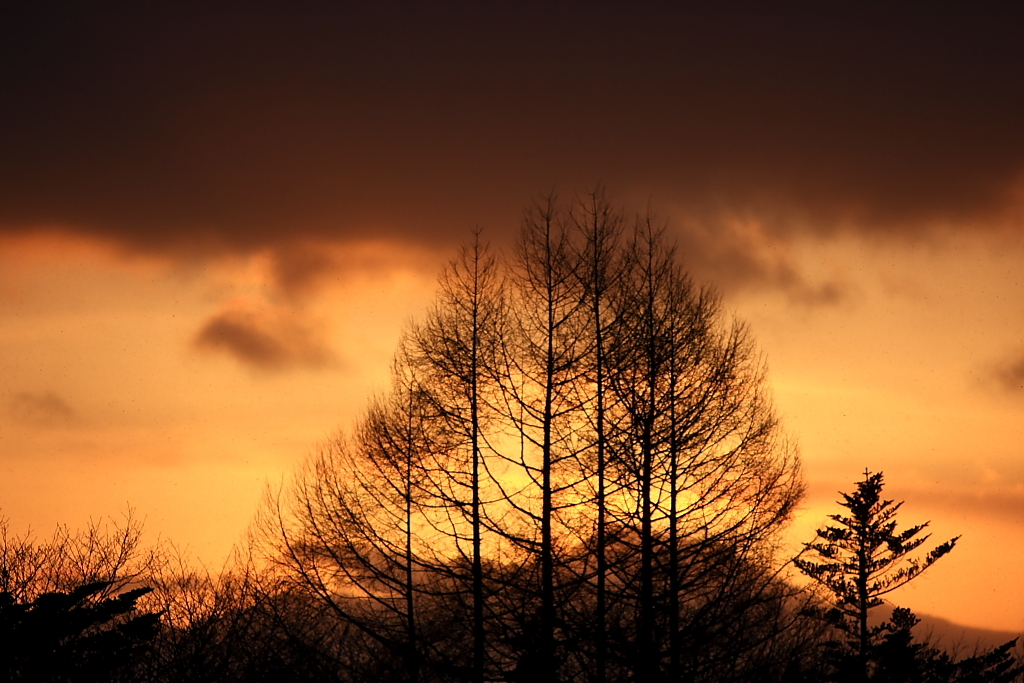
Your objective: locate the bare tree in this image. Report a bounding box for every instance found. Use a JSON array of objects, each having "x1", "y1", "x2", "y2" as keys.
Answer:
[
  {"x1": 572, "y1": 211, "x2": 803, "y2": 681},
  {"x1": 570, "y1": 189, "x2": 626, "y2": 683},
  {"x1": 0, "y1": 511, "x2": 162, "y2": 602},
  {"x1": 272, "y1": 366, "x2": 444, "y2": 682},
  {"x1": 408, "y1": 231, "x2": 505, "y2": 683},
  {"x1": 271, "y1": 191, "x2": 804, "y2": 683}
]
